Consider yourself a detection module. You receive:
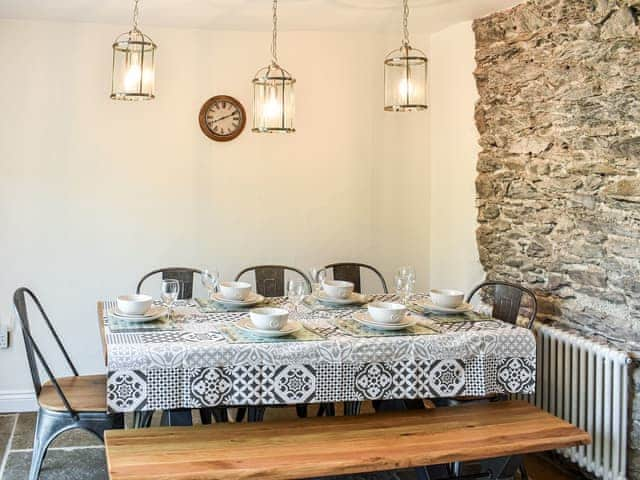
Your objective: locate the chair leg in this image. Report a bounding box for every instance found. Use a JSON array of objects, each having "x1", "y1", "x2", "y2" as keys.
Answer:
[
  {"x1": 295, "y1": 404, "x2": 308, "y2": 418},
  {"x1": 247, "y1": 407, "x2": 266, "y2": 422},
  {"x1": 30, "y1": 410, "x2": 67, "y2": 480},
  {"x1": 343, "y1": 401, "x2": 361, "y2": 416},
  {"x1": 235, "y1": 407, "x2": 247, "y2": 423},
  {"x1": 212, "y1": 408, "x2": 229, "y2": 423},
  {"x1": 133, "y1": 411, "x2": 153, "y2": 428},
  {"x1": 199, "y1": 408, "x2": 212, "y2": 425}
]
